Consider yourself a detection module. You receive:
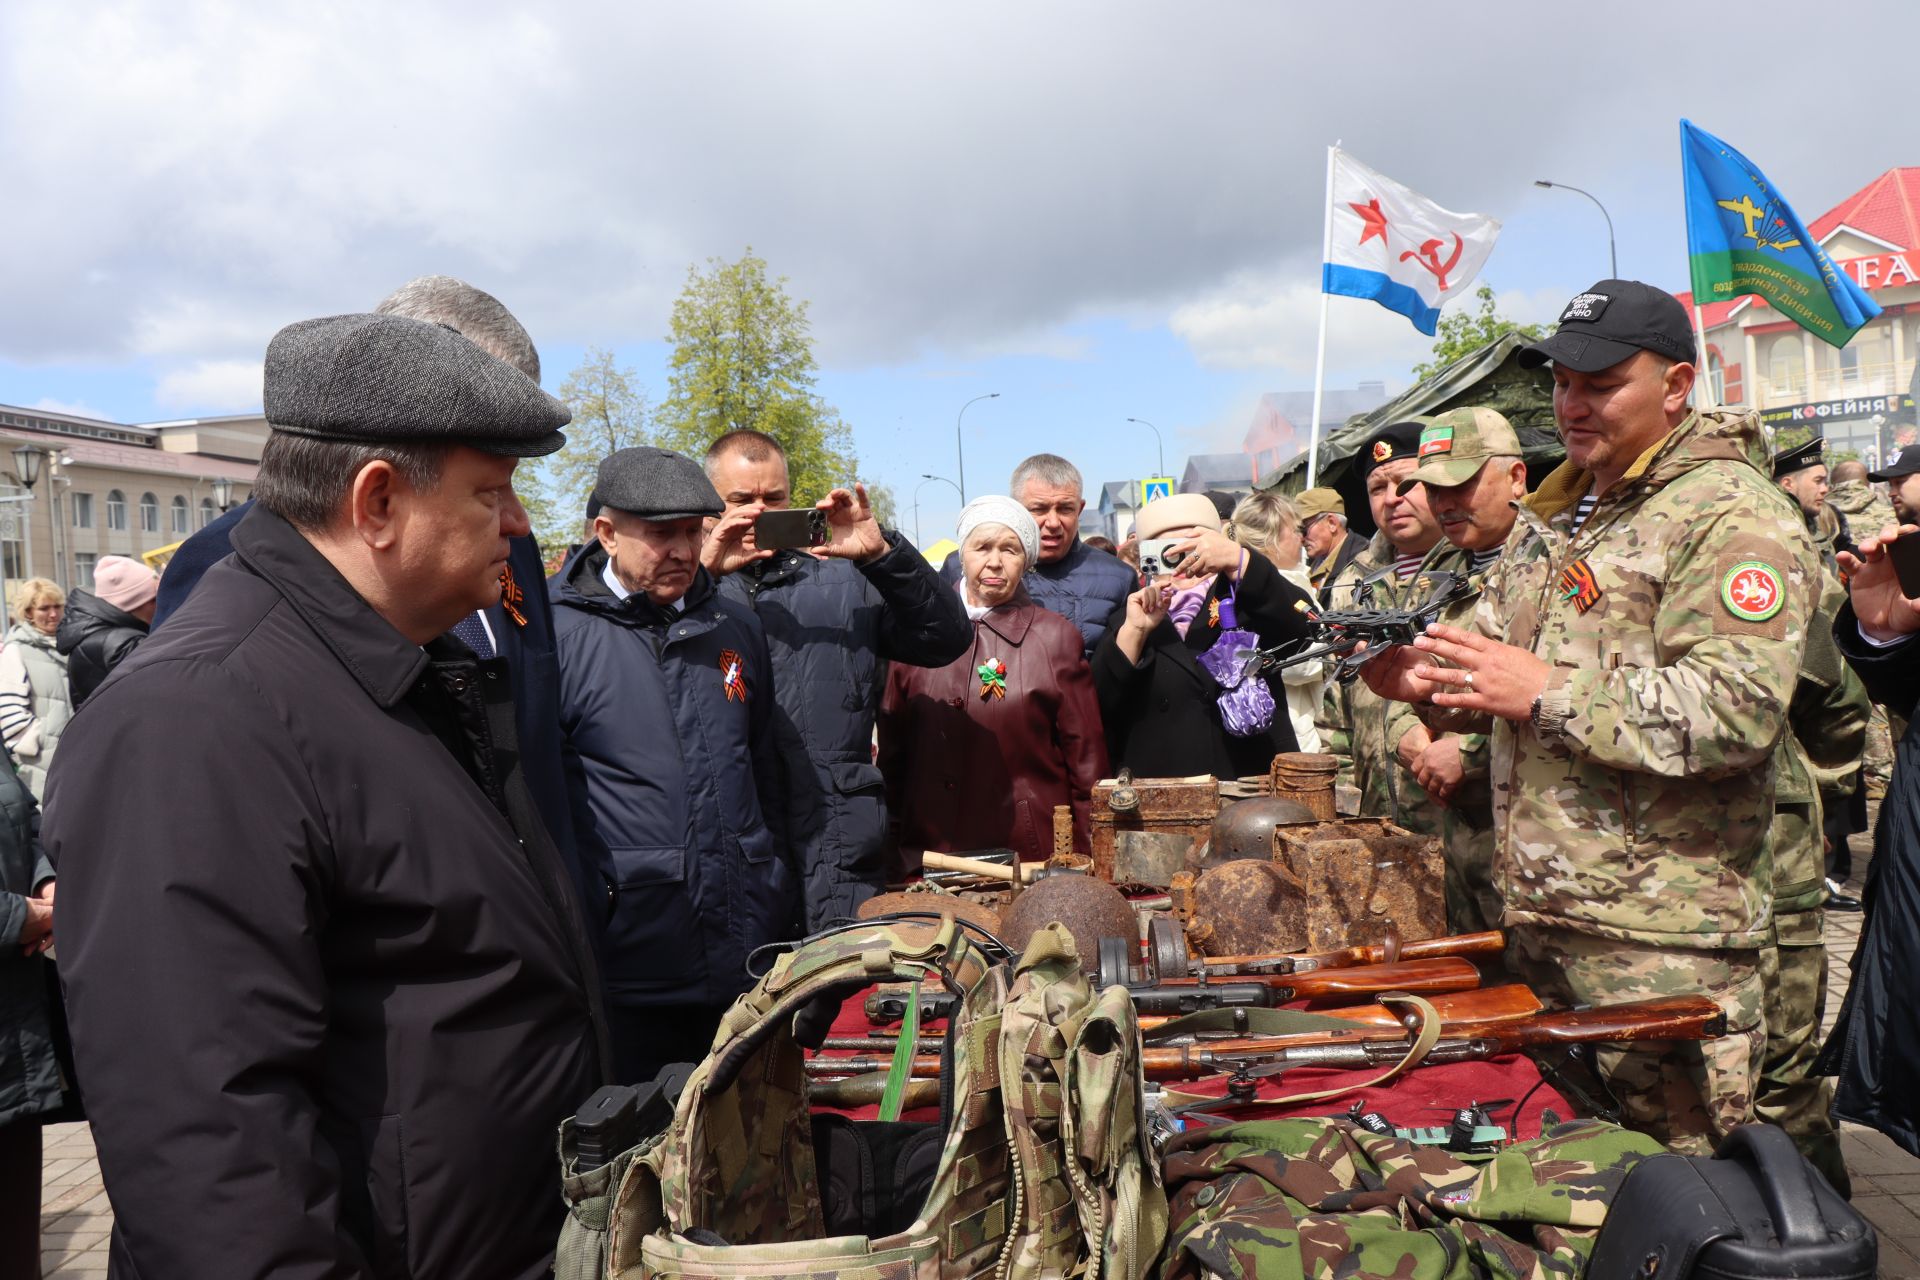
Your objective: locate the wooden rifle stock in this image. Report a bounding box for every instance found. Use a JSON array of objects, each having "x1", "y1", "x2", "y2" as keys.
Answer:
[
  {"x1": 1199, "y1": 930, "x2": 1506, "y2": 975},
  {"x1": 1142, "y1": 984, "x2": 1541, "y2": 1036},
  {"x1": 1144, "y1": 994, "x2": 1728, "y2": 1081},
  {"x1": 1156, "y1": 955, "x2": 1482, "y2": 1000}
]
